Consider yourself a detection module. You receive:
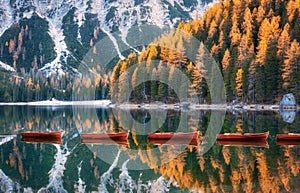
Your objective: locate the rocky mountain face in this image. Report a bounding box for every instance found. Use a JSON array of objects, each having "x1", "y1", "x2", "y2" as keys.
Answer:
[{"x1": 0, "y1": 0, "x2": 213, "y2": 76}]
